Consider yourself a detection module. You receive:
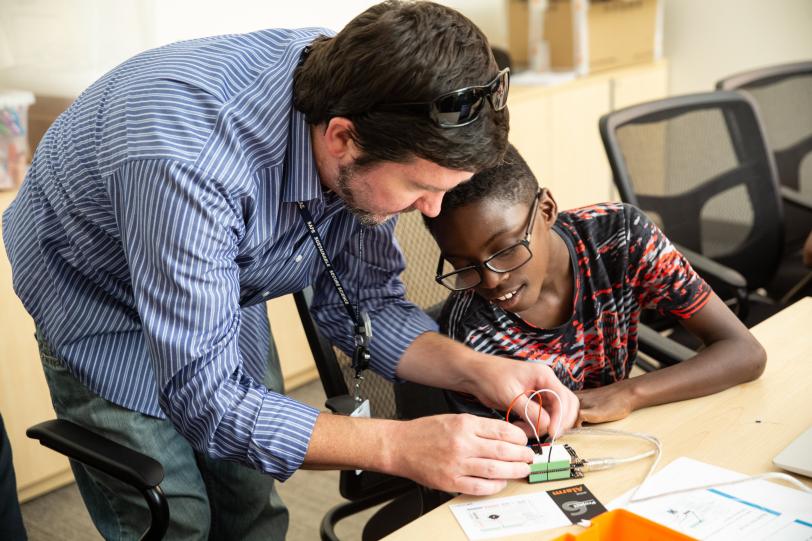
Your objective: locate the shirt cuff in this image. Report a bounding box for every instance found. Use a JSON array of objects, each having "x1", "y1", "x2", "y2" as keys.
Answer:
[{"x1": 249, "y1": 392, "x2": 320, "y2": 481}]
